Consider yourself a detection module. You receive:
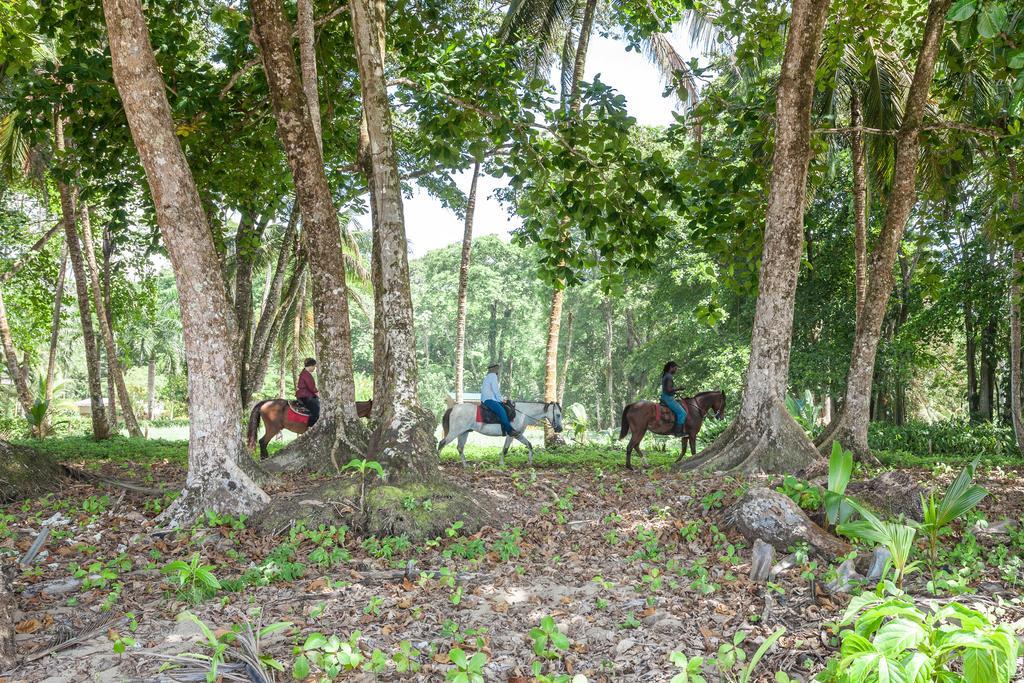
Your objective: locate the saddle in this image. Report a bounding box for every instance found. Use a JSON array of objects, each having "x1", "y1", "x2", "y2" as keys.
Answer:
[
  {"x1": 287, "y1": 400, "x2": 311, "y2": 425},
  {"x1": 656, "y1": 397, "x2": 692, "y2": 424},
  {"x1": 477, "y1": 400, "x2": 516, "y2": 424}
]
